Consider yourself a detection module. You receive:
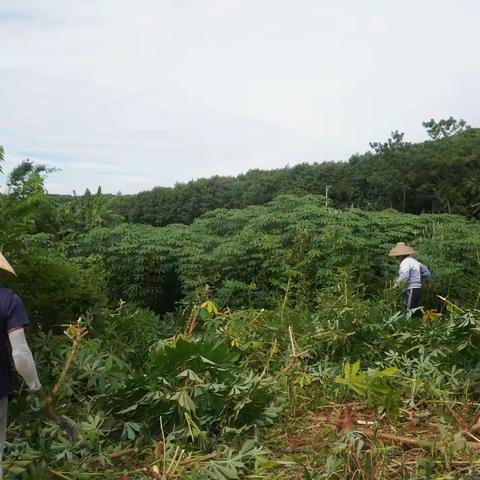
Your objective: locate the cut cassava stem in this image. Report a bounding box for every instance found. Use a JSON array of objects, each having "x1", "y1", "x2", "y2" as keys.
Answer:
[
  {"x1": 360, "y1": 428, "x2": 480, "y2": 450},
  {"x1": 361, "y1": 428, "x2": 432, "y2": 448},
  {"x1": 288, "y1": 325, "x2": 297, "y2": 359},
  {"x1": 43, "y1": 319, "x2": 87, "y2": 410},
  {"x1": 41, "y1": 319, "x2": 87, "y2": 441},
  {"x1": 179, "y1": 452, "x2": 217, "y2": 466},
  {"x1": 90, "y1": 448, "x2": 138, "y2": 465},
  {"x1": 185, "y1": 305, "x2": 199, "y2": 336}
]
